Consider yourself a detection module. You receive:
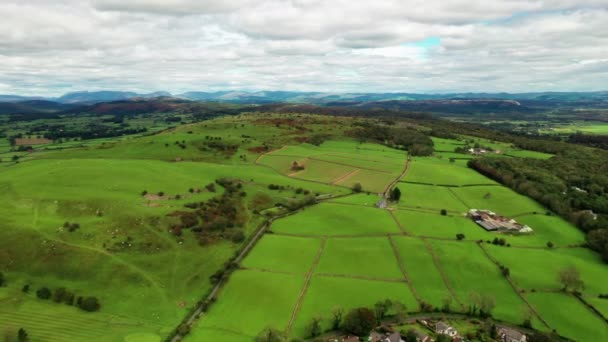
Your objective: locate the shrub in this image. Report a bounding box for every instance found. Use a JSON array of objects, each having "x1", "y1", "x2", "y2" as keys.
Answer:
[
  {"x1": 36, "y1": 287, "x2": 51, "y2": 300},
  {"x1": 78, "y1": 296, "x2": 101, "y2": 312}
]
